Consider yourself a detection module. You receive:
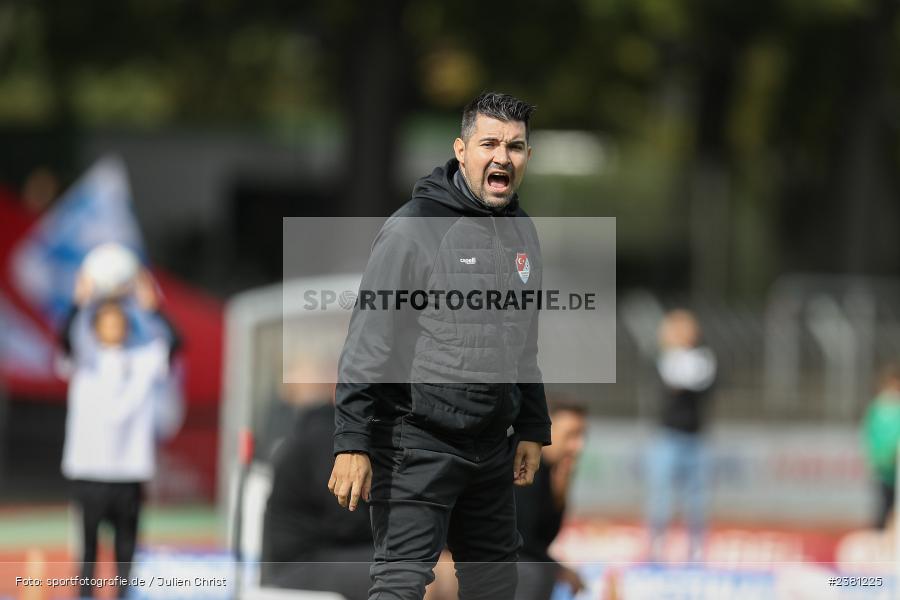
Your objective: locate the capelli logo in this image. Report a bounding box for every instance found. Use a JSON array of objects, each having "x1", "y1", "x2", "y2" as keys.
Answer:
[{"x1": 459, "y1": 257, "x2": 477, "y2": 265}]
